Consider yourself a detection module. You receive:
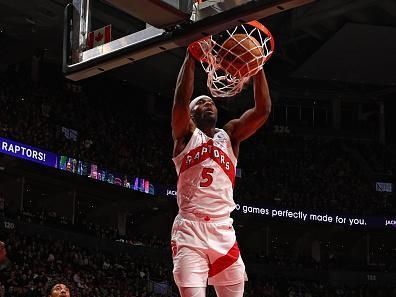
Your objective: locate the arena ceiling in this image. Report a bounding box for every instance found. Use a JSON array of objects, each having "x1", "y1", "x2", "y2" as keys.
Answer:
[{"x1": 1, "y1": 0, "x2": 396, "y2": 98}]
